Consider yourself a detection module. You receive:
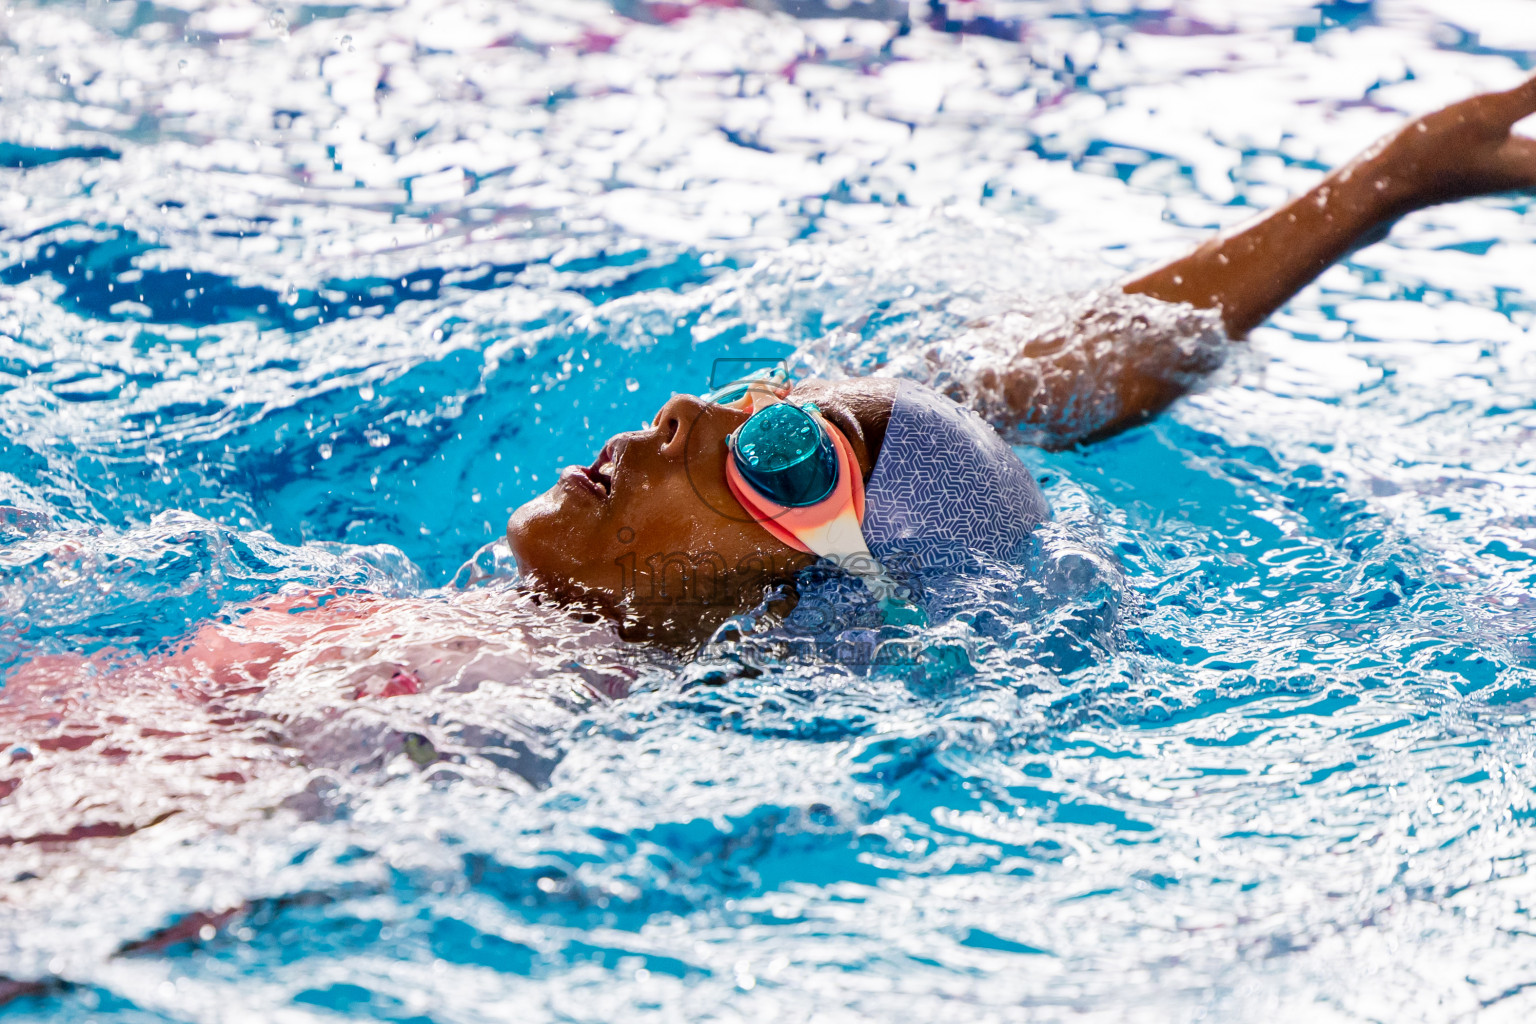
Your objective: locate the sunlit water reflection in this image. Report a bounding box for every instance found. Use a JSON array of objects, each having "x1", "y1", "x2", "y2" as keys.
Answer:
[{"x1": 2, "y1": 0, "x2": 1536, "y2": 1019}]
